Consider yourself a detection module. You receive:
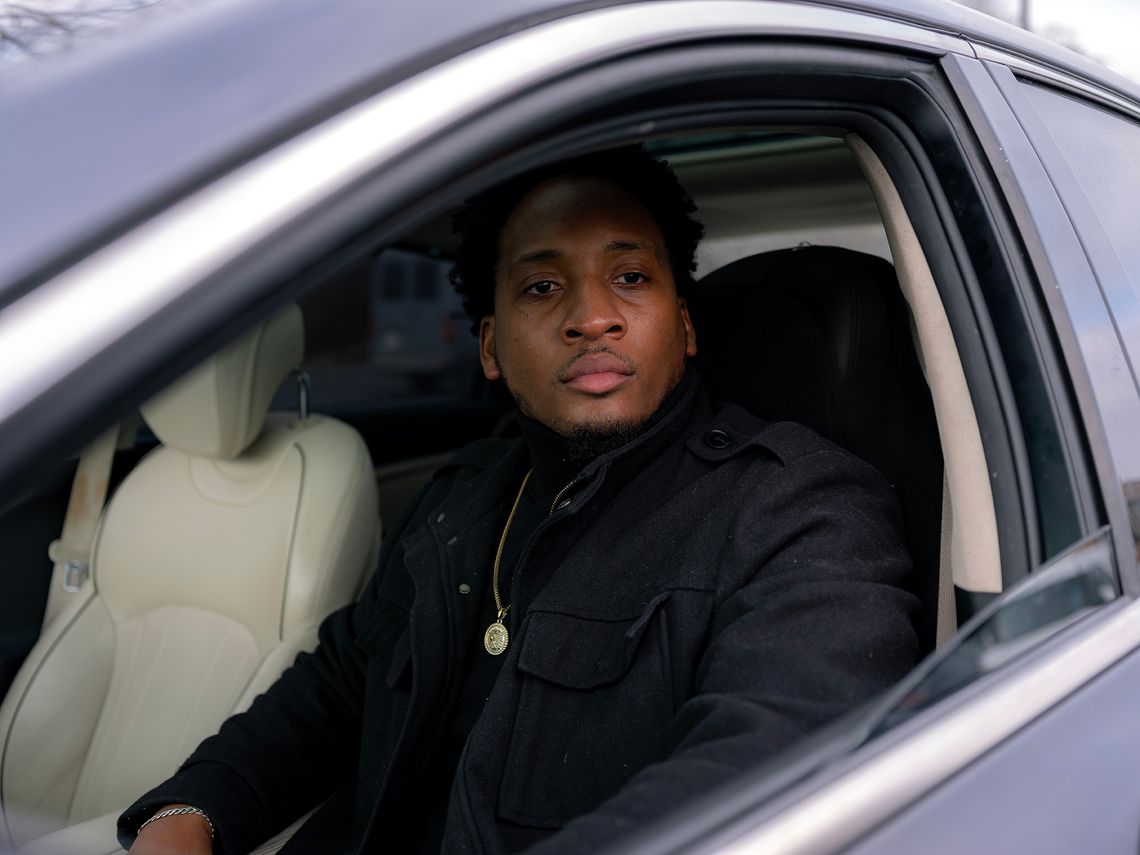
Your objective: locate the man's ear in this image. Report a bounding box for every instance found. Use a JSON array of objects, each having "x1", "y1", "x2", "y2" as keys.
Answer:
[
  {"x1": 479, "y1": 316, "x2": 501, "y2": 380},
  {"x1": 679, "y1": 299, "x2": 698, "y2": 357}
]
